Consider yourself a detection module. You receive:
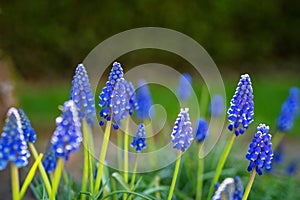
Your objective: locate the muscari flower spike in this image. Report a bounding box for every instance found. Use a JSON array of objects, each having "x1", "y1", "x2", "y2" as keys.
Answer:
[
  {"x1": 18, "y1": 109, "x2": 36, "y2": 143},
  {"x1": 42, "y1": 143, "x2": 57, "y2": 173},
  {"x1": 228, "y1": 74, "x2": 254, "y2": 136},
  {"x1": 51, "y1": 100, "x2": 82, "y2": 161},
  {"x1": 131, "y1": 123, "x2": 146, "y2": 152},
  {"x1": 171, "y1": 108, "x2": 193, "y2": 152},
  {"x1": 213, "y1": 177, "x2": 243, "y2": 200},
  {"x1": 195, "y1": 118, "x2": 208, "y2": 143},
  {"x1": 210, "y1": 94, "x2": 225, "y2": 117},
  {"x1": 177, "y1": 73, "x2": 192, "y2": 101},
  {"x1": 277, "y1": 87, "x2": 299, "y2": 132},
  {"x1": 212, "y1": 177, "x2": 235, "y2": 200},
  {"x1": 136, "y1": 80, "x2": 153, "y2": 121},
  {"x1": 233, "y1": 176, "x2": 244, "y2": 200},
  {"x1": 70, "y1": 64, "x2": 96, "y2": 126},
  {"x1": 246, "y1": 124, "x2": 273, "y2": 176},
  {"x1": 99, "y1": 62, "x2": 138, "y2": 129},
  {"x1": 99, "y1": 62, "x2": 124, "y2": 125},
  {"x1": 0, "y1": 108, "x2": 30, "y2": 170}
]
